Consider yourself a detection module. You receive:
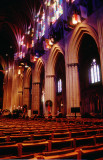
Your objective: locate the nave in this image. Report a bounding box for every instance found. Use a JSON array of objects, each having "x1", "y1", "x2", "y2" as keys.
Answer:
[{"x1": 0, "y1": 117, "x2": 103, "y2": 159}]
